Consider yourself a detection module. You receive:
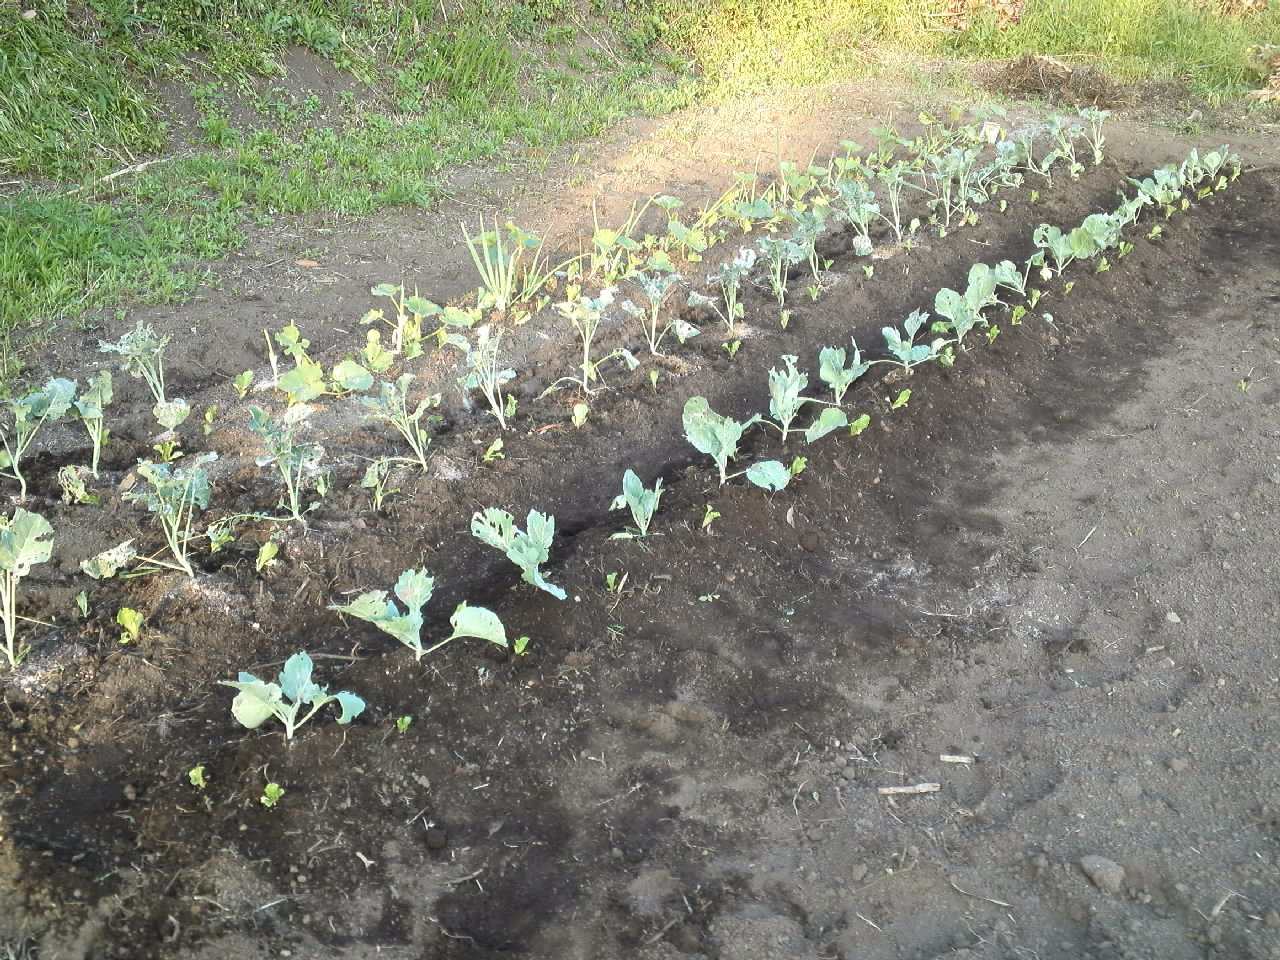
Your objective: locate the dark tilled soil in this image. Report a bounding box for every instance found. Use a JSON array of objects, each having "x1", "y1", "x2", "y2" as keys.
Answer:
[{"x1": 3, "y1": 87, "x2": 1280, "y2": 960}]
